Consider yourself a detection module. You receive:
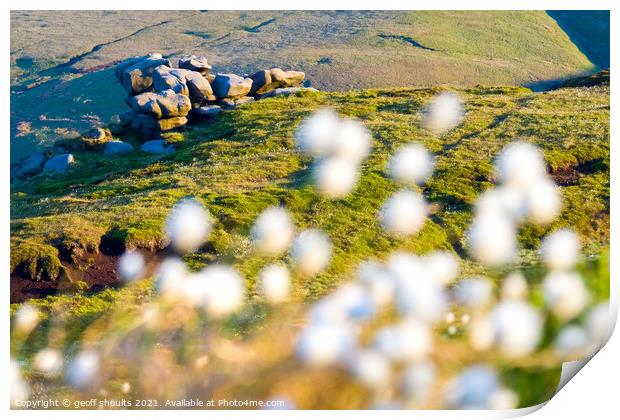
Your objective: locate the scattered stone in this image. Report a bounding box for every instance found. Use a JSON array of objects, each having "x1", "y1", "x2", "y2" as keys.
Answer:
[
  {"x1": 260, "y1": 87, "x2": 318, "y2": 98},
  {"x1": 82, "y1": 127, "x2": 112, "y2": 142},
  {"x1": 212, "y1": 73, "x2": 253, "y2": 99},
  {"x1": 115, "y1": 53, "x2": 171, "y2": 95},
  {"x1": 193, "y1": 105, "x2": 223, "y2": 119},
  {"x1": 141, "y1": 140, "x2": 175, "y2": 154},
  {"x1": 126, "y1": 89, "x2": 192, "y2": 119},
  {"x1": 104, "y1": 141, "x2": 134, "y2": 156},
  {"x1": 178, "y1": 55, "x2": 212, "y2": 74},
  {"x1": 43, "y1": 154, "x2": 74, "y2": 173},
  {"x1": 16, "y1": 151, "x2": 46, "y2": 177},
  {"x1": 249, "y1": 68, "x2": 305, "y2": 95}
]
